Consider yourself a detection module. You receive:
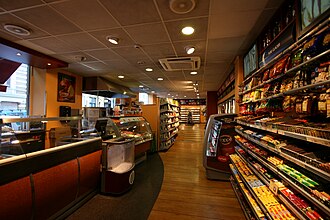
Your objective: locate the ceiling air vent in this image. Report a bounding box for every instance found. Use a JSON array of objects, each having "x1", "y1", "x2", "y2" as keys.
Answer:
[{"x1": 158, "y1": 57, "x2": 200, "y2": 71}]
